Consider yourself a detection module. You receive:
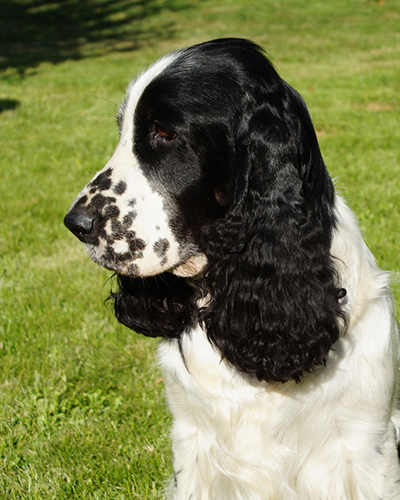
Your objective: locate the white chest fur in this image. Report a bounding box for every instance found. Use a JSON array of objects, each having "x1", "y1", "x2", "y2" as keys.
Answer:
[{"x1": 158, "y1": 315, "x2": 400, "y2": 500}]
